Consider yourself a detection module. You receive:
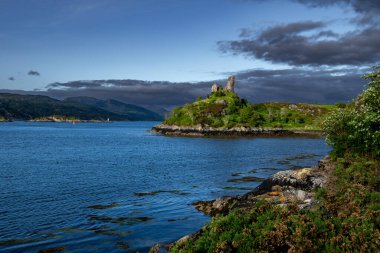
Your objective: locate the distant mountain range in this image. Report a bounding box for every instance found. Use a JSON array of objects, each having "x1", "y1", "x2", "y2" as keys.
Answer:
[{"x1": 0, "y1": 93, "x2": 163, "y2": 122}]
